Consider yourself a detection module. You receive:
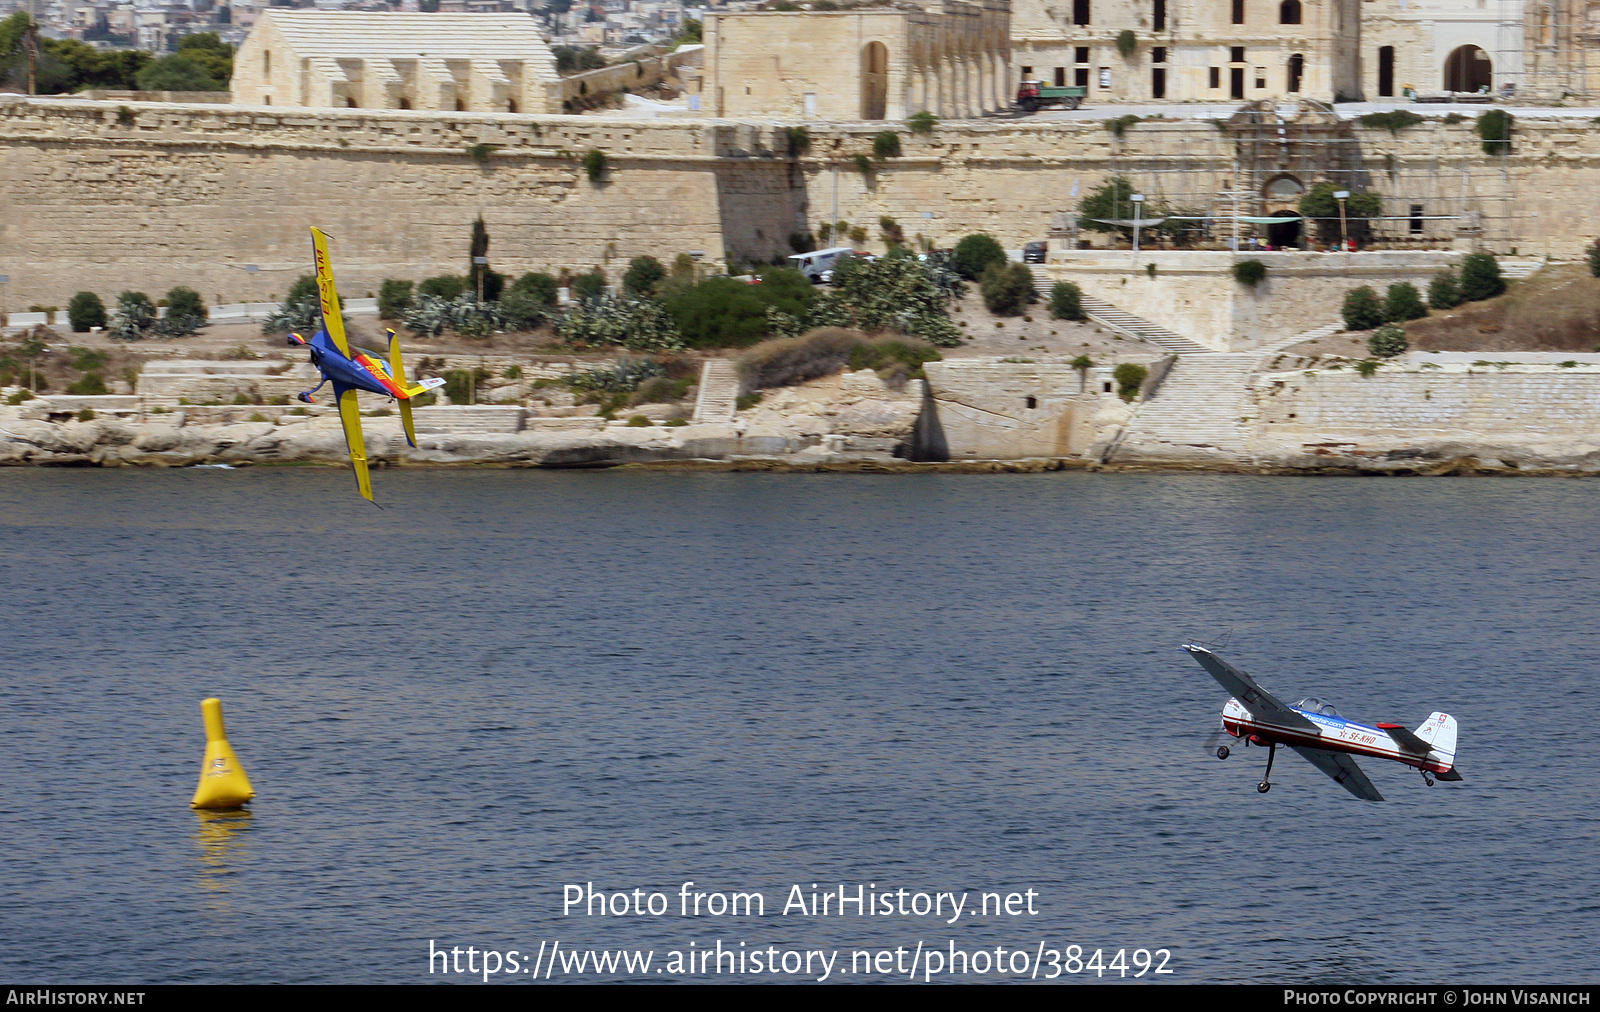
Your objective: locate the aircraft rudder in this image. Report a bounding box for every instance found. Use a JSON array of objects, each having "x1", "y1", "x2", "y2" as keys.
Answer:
[{"x1": 1414, "y1": 711, "x2": 1459, "y2": 762}]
